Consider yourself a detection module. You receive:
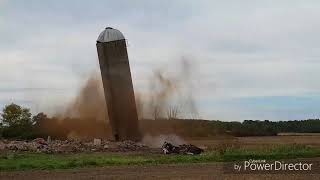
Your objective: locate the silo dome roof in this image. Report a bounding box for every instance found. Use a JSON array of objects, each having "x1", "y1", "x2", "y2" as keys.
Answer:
[{"x1": 97, "y1": 27, "x2": 125, "y2": 43}]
